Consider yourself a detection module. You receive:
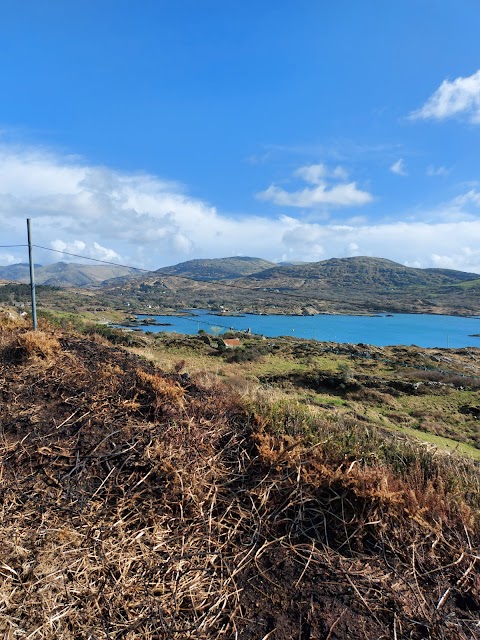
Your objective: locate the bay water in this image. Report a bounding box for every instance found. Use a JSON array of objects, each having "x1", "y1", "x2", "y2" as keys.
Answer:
[{"x1": 130, "y1": 311, "x2": 480, "y2": 349}]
